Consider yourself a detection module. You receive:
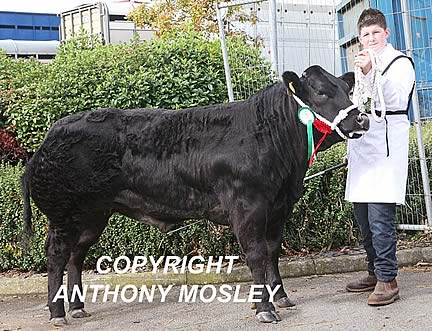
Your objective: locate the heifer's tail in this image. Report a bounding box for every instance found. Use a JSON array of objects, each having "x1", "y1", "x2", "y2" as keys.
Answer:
[{"x1": 21, "y1": 164, "x2": 33, "y2": 250}]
